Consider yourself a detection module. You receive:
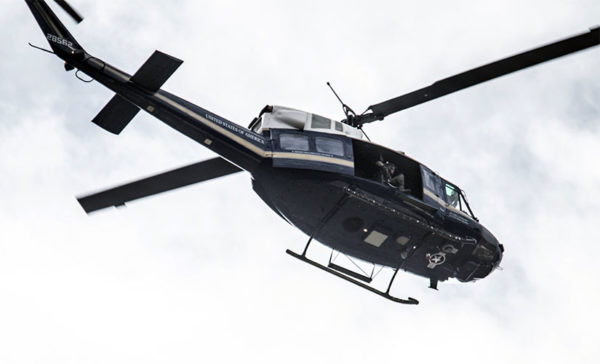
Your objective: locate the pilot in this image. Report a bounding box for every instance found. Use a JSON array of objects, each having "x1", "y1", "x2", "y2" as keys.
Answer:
[
  {"x1": 376, "y1": 160, "x2": 393, "y2": 183},
  {"x1": 376, "y1": 160, "x2": 406, "y2": 190}
]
